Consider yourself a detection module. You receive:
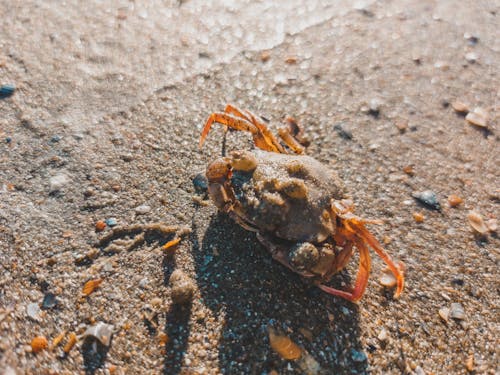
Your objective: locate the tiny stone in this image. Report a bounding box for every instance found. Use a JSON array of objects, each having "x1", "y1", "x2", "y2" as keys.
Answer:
[
  {"x1": 451, "y1": 101, "x2": 469, "y2": 114},
  {"x1": 83, "y1": 322, "x2": 114, "y2": 346},
  {"x1": 414, "y1": 366, "x2": 425, "y2": 375},
  {"x1": 0, "y1": 84, "x2": 15, "y2": 98},
  {"x1": 467, "y1": 210, "x2": 488, "y2": 234},
  {"x1": 333, "y1": 123, "x2": 353, "y2": 140},
  {"x1": 465, "y1": 52, "x2": 478, "y2": 63},
  {"x1": 135, "y1": 204, "x2": 151, "y2": 215},
  {"x1": 463, "y1": 32, "x2": 479, "y2": 45},
  {"x1": 434, "y1": 61, "x2": 450, "y2": 71},
  {"x1": 447, "y1": 194, "x2": 463, "y2": 207},
  {"x1": 449, "y1": 303, "x2": 466, "y2": 320},
  {"x1": 439, "y1": 307, "x2": 450, "y2": 323},
  {"x1": 169, "y1": 270, "x2": 195, "y2": 304},
  {"x1": 395, "y1": 120, "x2": 408, "y2": 133},
  {"x1": 49, "y1": 174, "x2": 70, "y2": 193},
  {"x1": 27, "y1": 303, "x2": 42, "y2": 321},
  {"x1": 105, "y1": 218, "x2": 118, "y2": 227},
  {"x1": 465, "y1": 107, "x2": 488, "y2": 128},
  {"x1": 41, "y1": 292, "x2": 58, "y2": 309},
  {"x1": 50, "y1": 135, "x2": 62, "y2": 142},
  {"x1": 150, "y1": 297, "x2": 162, "y2": 307},
  {"x1": 377, "y1": 328, "x2": 389, "y2": 342},
  {"x1": 379, "y1": 270, "x2": 397, "y2": 288},
  {"x1": 138, "y1": 278, "x2": 149, "y2": 289},
  {"x1": 412, "y1": 190, "x2": 441, "y2": 210}
]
